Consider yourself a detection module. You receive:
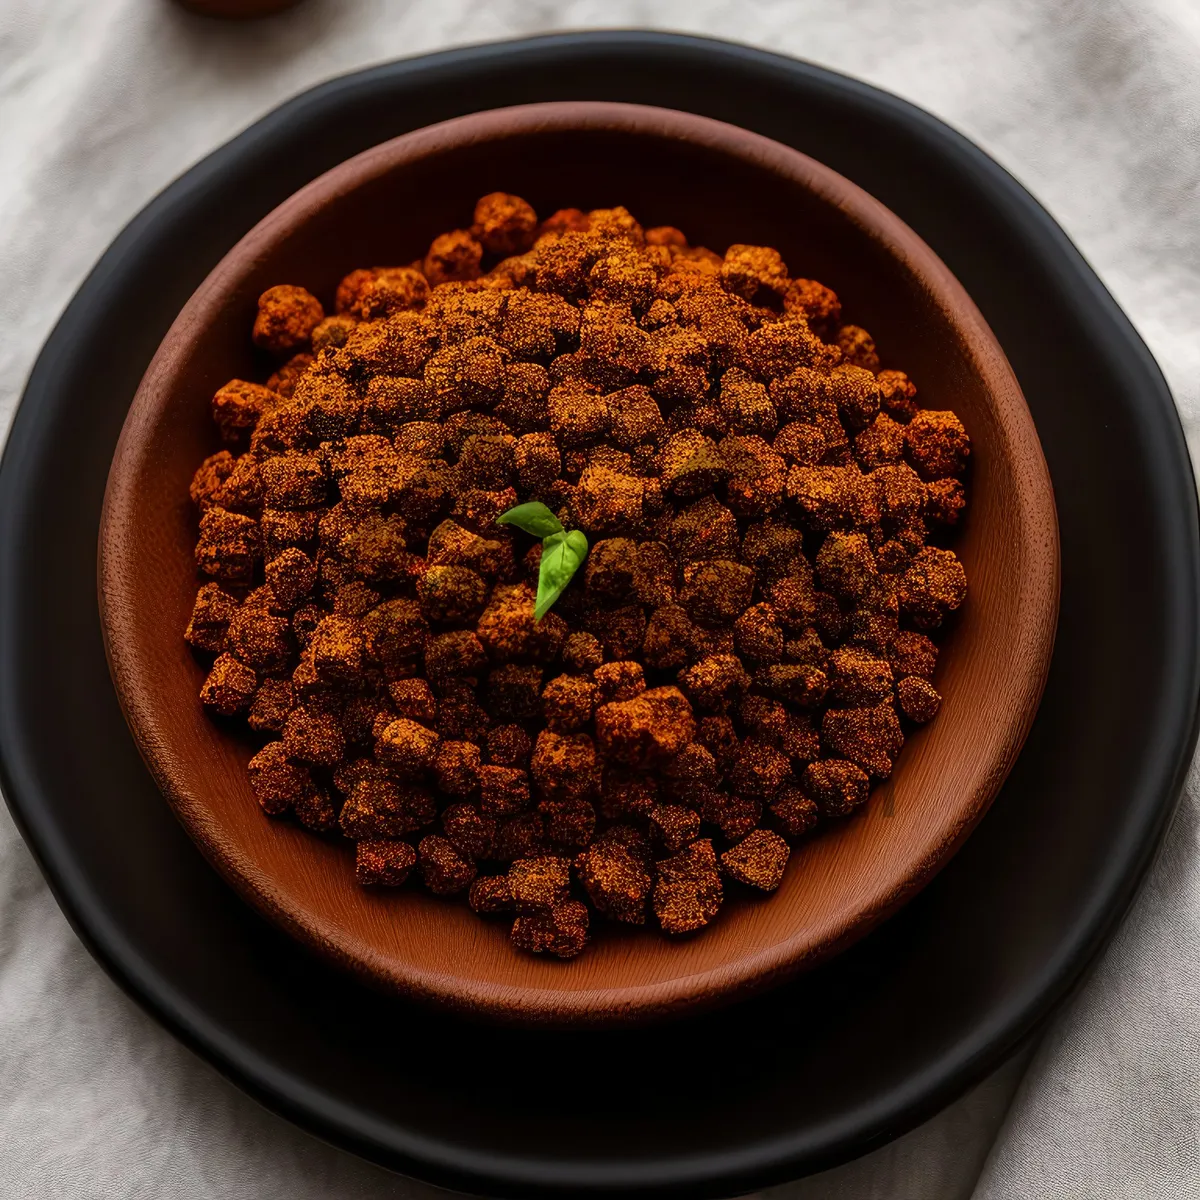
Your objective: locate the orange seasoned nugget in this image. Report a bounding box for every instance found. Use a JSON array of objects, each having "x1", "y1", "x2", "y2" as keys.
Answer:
[
  {"x1": 801, "y1": 758, "x2": 869, "y2": 816},
  {"x1": 677, "y1": 653, "x2": 750, "y2": 712},
  {"x1": 190, "y1": 450, "x2": 237, "y2": 508},
  {"x1": 898, "y1": 546, "x2": 967, "y2": 628},
  {"x1": 247, "y1": 742, "x2": 313, "y2": 816},
  {"x1": 511, "y1": 898, "x2": 589, "y2": 958},
  {"x1": 353, "y1": 267, "x2": 429, "y2": 320},
  {"x1": 595, "y1": 686, "x2": 696, "y2": 768},
  {"x1": 926, "y1": 477, "x2": 966, "y2": 526},
  {"x1": 355, "y1": 839, "x2": 417, "y2": 887},
  {"x1": 473, "y1": 192, "x2": 538, "y2": 255},
  {"x1": 311, "y1": 314, "x2": 356, "y2": 353},
  {"x1": 419, "y1": 565, "x2": 488, "y2": 624},
  {"x1": 769, "y1": 786, "x2": 820, "y2": 837},
  {"x1": 212, "y1": 379, "x2": 280, "y2": 443},
  {"x1": 648, "y1": 803, "x2": 701, "y2": 853},
  {"x1": 652, "y1": 839, "x2": 722, "y2": 934},
  {"x1": 827, "y1": 646, "x2": 894, "y2": 705},
  {"x1": 227, "y1": 604, "x2": 292, "y2": 672},
  {"x1": 513, "y1": 433, "x2": 561, "y2": 493},
  {"x1": 815, "y1": 531, "x2": 878, "y2": 599},
  {"x1": 855, "y1": 412, "x2": 907, "y2": 470},
  {"x1": 539, "y1": 207, "x2": 591, "y2": 237},
  {"x1": 720, "y1": 244, "x2": 789, "y2": 302},
  {"x1": 283, "y1": 705, "x2": 346, "y2": 766},
  {"x1": 821, "y1": 701, "x2": 904, "y2": 779},
  {"x1": 340, "y1": 779, "x2": 435, "y2": 838},
  {"x1": 267, "y1": 353, "x2": 314, "y2": 400},
  {"x1": 486, "y1": 664, "x2": 543, "y2": 722},
  {"x1": 252, "y1": 285, "x2": 324, "y2": 354},
  {"x1": 836, "y1": 324, "x2": 880, "y2": 372},
  {"x1": 576, "y1": 836, "x2": 650, "y2": 923},
  {"x1": 507, "y1": 854, "x2": 571, "y2": 912},
  {"x1": 418, "y1": 834, "x2": 477, "y2": 894},
  {"x1": 195, "y1": 508, "x2": 260, "y2": 584},
  {"x1": 336, "y1": 268, "x2": 380, "y2": 314},
  {"x1": 184, "y1": 582, "x2": 239, "y2": 652},
  {"x1": 531, "y1": 730, "x2": 600, "y2": 803},
  {"x1": 877, "y1": 369, "x2": 919, "y2": 422},
  {"x1": 469, "y1": 874, "x2": 513, "y2": 913},
  {"x1": 897, "y1": 675, "x2": 942, "y2": 722},
  {"x1": 433, "y1": 740, "x2": 481, "y2": 797},
  {"x1": 593, "y1": 660, "x2": 645, "y2": 705},
  {"x1": 572, "y1": 464, "x2": 644, "y2": 534},
  {"x1": 787, "y1": 464, "x2": 878, "y2": 530},
  {"x1": 248, "y1": 678, "x2": 295, "y2": 734},
  {"x1": 906, "y1": 409, "x2": 971, "y2": 479},
  {"x1": 721, "y1": 829, "x2": 790, "y2": 890},
  {"x1": 441, "y1": 803, "x2": 495, "y2": 860},
  {"x1": 423, "y1": 229, "x2": 484, "y2": 285},
  {"x1": 783, "y1": 278, "x2": 841, "y2": 332},
  {"x1": 541, "y1": 673, "x2": 596, "y2": 731},
  {"x1": 376, "y1": 717, "x2": 440, "y2": 778},
  {"x1": 200, "y1": 653, "x2": 256, "y2": 715},
  {"x1": 680, "y1": 559, "x2": 755, "y2": 625},
  {"x1": 485, "y1": 723, "x2": 532, "y2": 768}
]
